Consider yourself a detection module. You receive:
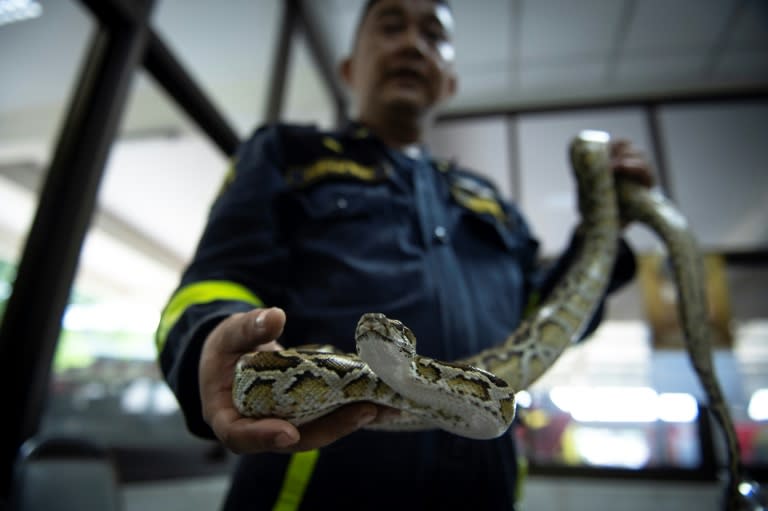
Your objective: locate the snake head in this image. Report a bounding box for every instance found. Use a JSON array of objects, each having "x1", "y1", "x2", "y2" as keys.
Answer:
[{"x1": 356, "y1": 313, "x2": 418, "y2": 356}]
